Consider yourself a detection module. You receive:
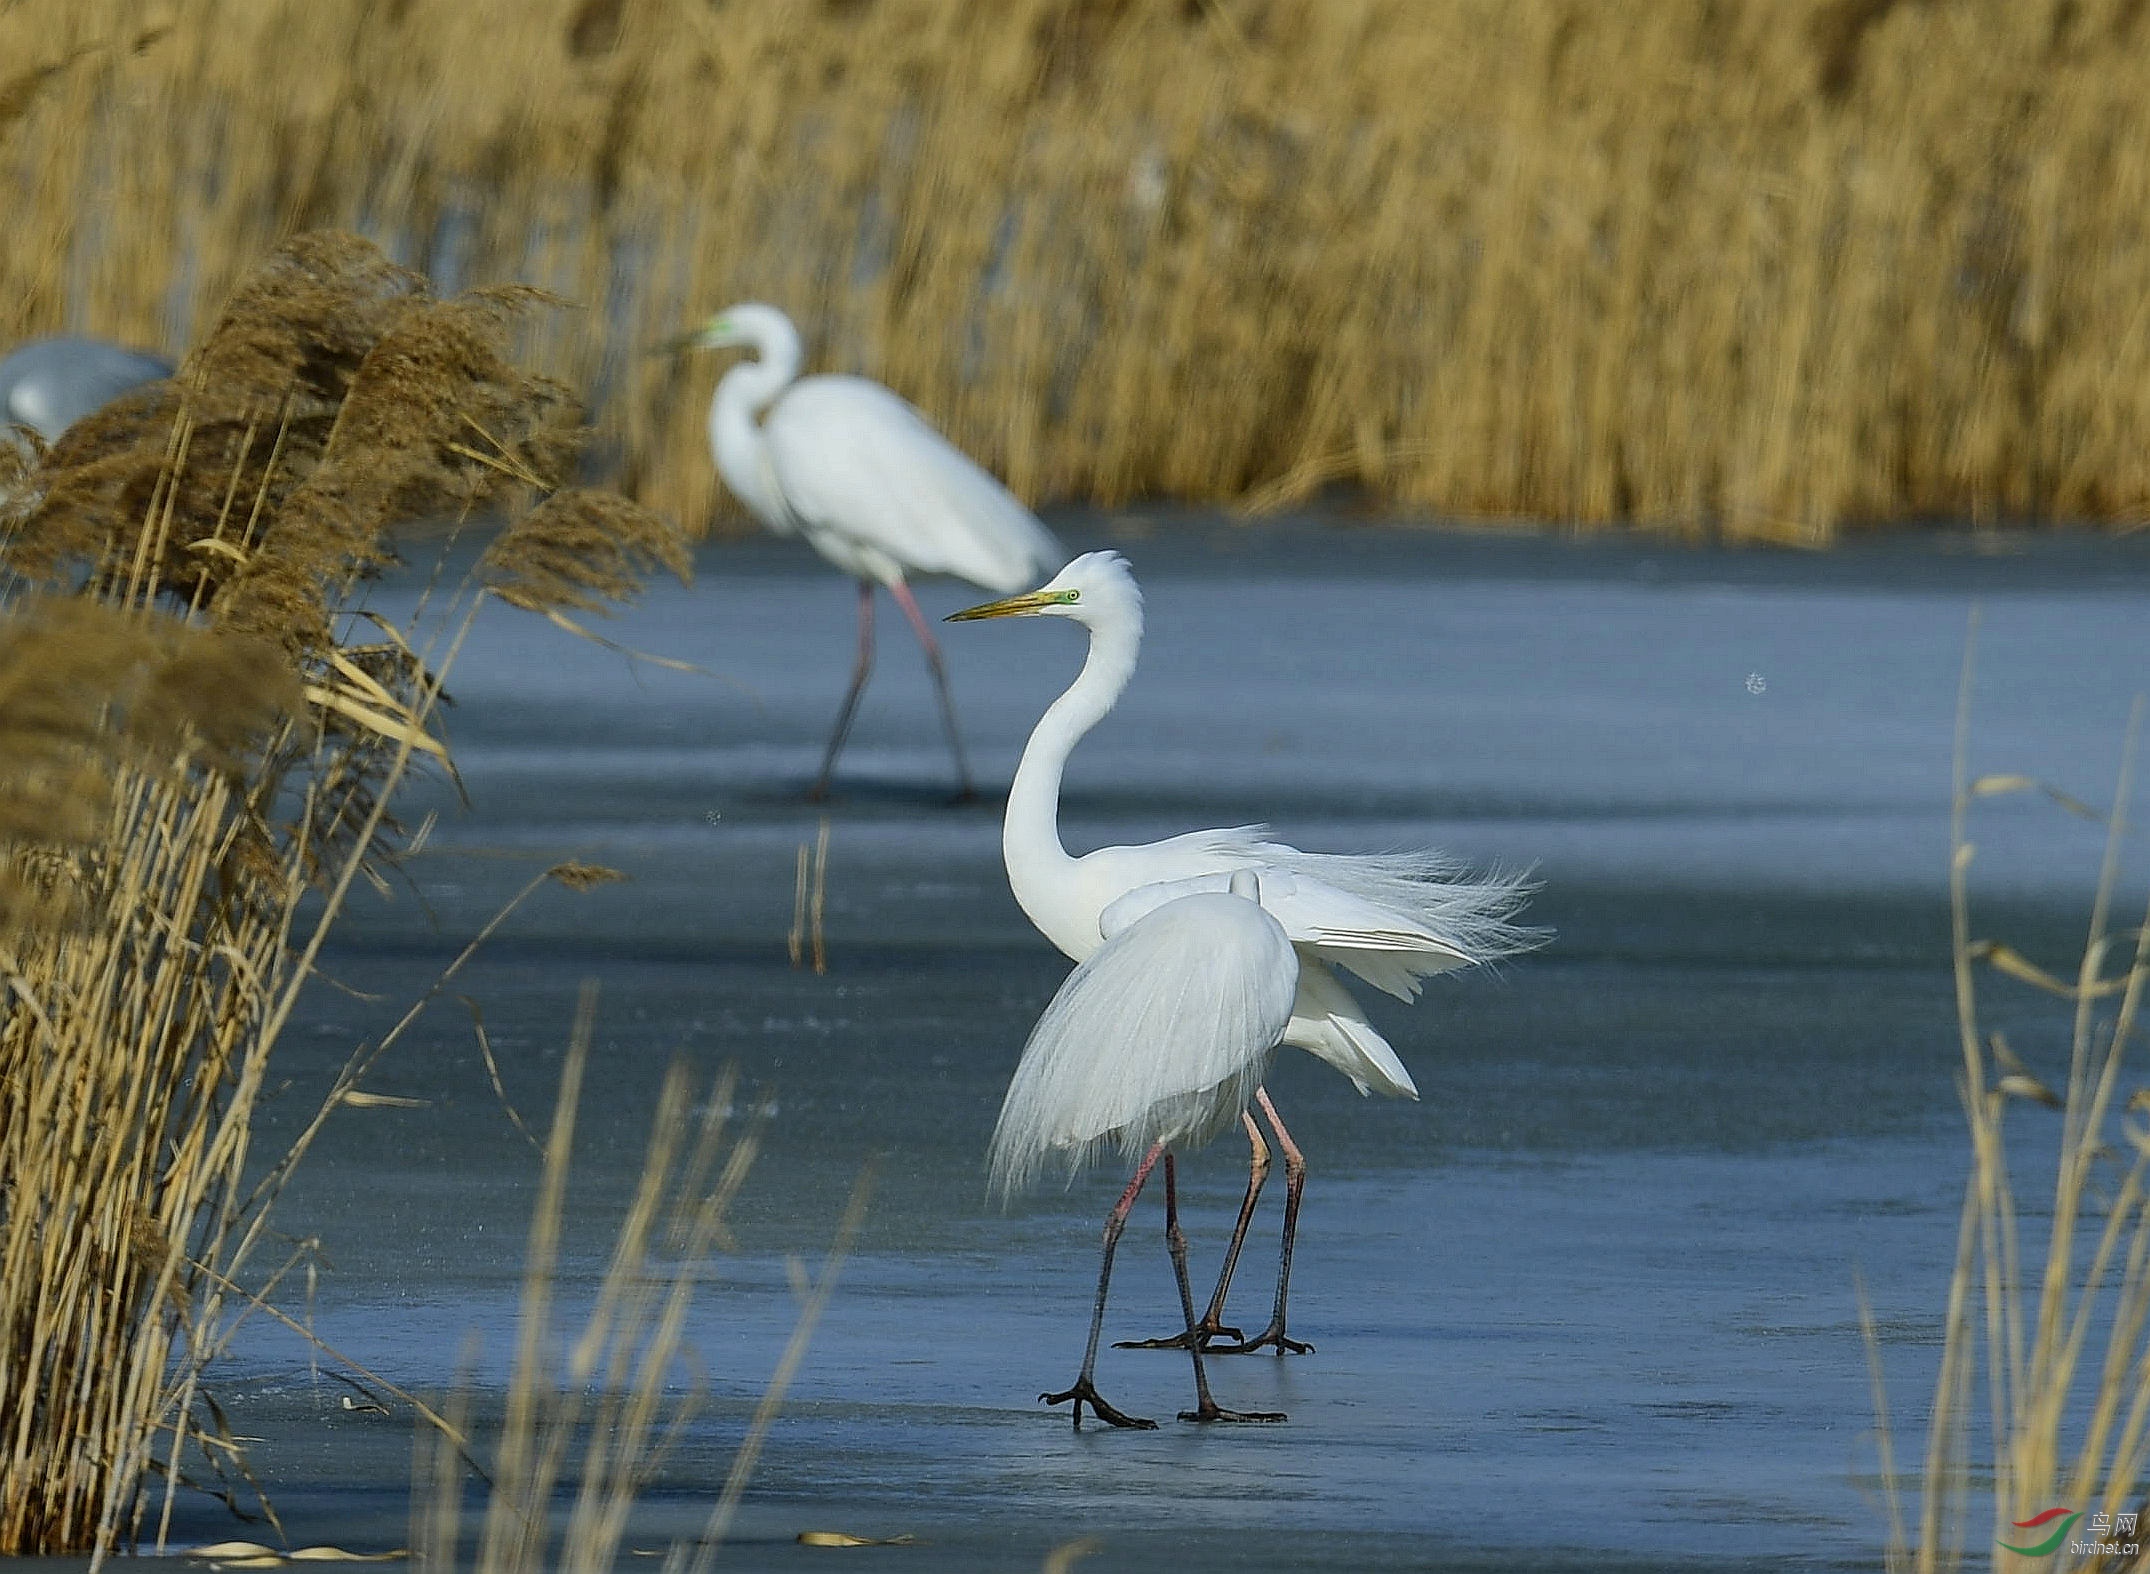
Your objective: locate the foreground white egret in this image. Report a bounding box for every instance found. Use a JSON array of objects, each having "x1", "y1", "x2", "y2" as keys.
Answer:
[
  {"x1": 951, "y1": 551, "x2": 1543, "y2": 1352},
  {"x1": 676, "y1": 304, "x2": 1063, "y2": 799},
  {"x1": 1, "y1": 336, "x2": 172, "y2": 443},
  {"x1": 991, "y1": 869, "x2": 1295, "y2": 1429}
]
